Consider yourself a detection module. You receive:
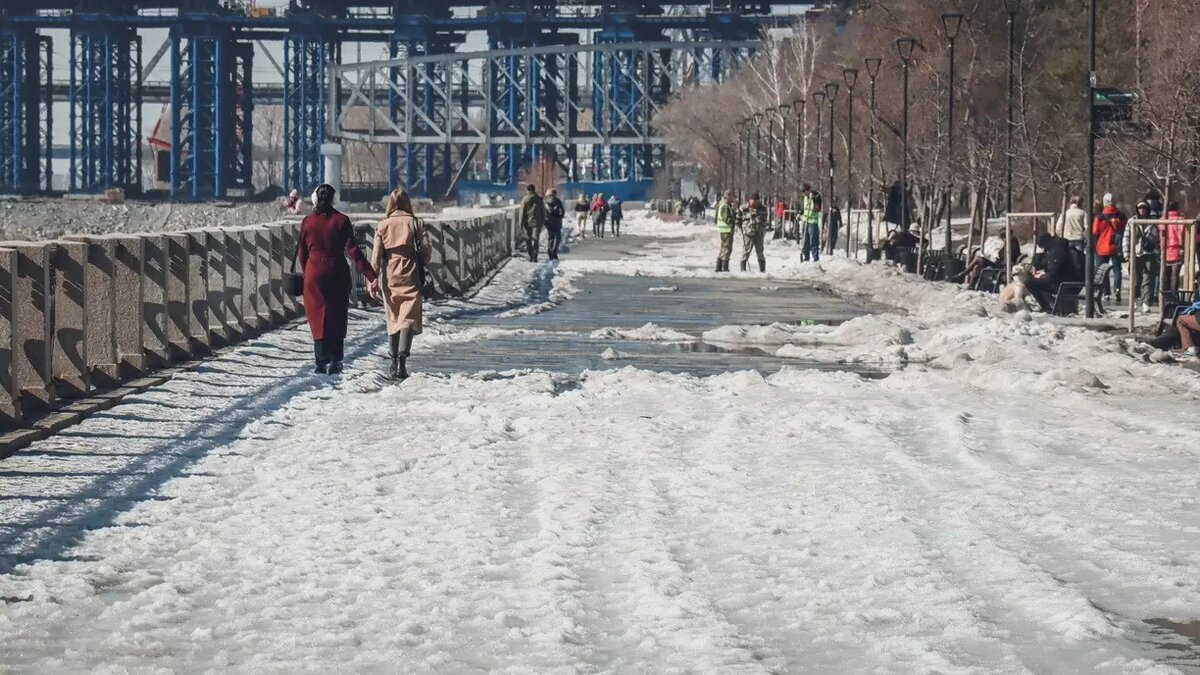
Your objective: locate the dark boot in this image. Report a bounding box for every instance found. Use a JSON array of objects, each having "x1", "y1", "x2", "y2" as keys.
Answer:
[
  {"x1": 313, "y1": 340, "x2": 329, "y2": 374},
  {"x1": 740, "y1": 260, "x2": 748, "y2": 272},
  {"x1": 716, "y1": 258, "x2": 723, "y2": 272},
  {"x1": 759, "y1": 260, "x2": 767, "y2": 273},
  {"x1": 328, "y1": 361, "x2": 343, "y2": 375},
  {"x1": 391, "y1": 330, "x2": 413, "y2": 380}
]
